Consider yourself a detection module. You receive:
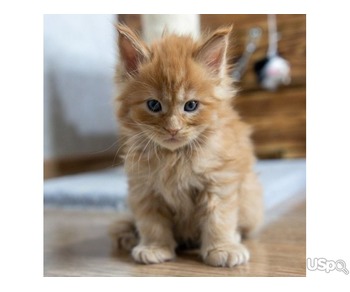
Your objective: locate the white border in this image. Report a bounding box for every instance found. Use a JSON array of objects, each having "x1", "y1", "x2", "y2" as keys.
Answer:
[{"x1": 2, "y1": 0, "x2": 350, "y2": 290}]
